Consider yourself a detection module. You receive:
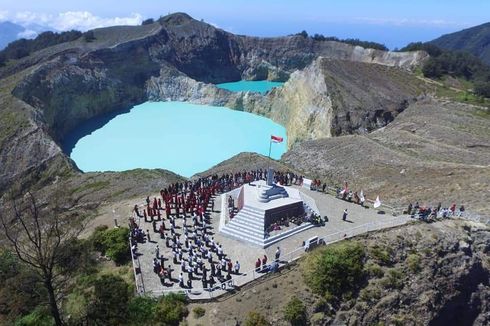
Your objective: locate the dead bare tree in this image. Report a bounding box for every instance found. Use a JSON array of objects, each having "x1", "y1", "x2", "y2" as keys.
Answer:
[{"x1": 0, "y1": 190, "x2": 87, "y2": 326}]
